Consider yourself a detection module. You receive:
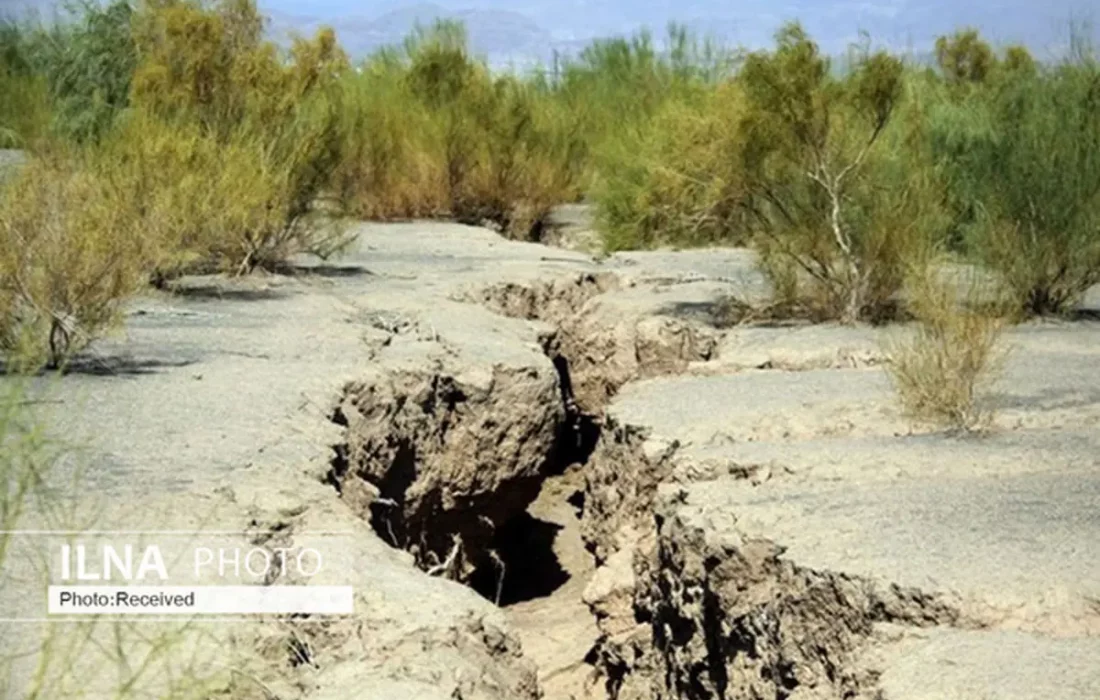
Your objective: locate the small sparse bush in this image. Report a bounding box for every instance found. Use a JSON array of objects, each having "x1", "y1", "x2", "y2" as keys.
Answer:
[
  {"x1": 0, "y1": 381, "x2": 48, "y2": 564},
  {"x1": 885, "y1": 267, "x2": 1009, "y2": 432},
  {"x1": 0, "y1": 380, "x2": 240, "y2": 699},
  {"x1": 0, "y1": 154, "x2": 152, "y2": 369}
]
